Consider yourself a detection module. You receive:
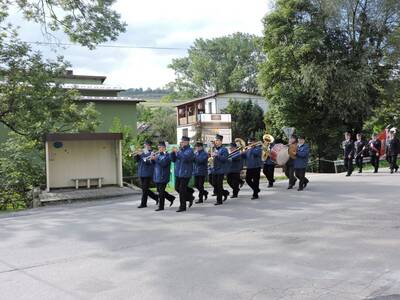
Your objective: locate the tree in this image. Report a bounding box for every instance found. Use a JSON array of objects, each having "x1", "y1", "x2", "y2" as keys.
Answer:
[
  {"x1": 168, "y1": 32, "x2": 265, "y2": 98},
  {"x1": 259, "y1": 0, "x2": 400, "y2": 162},
  {"x1": 222, "y1": 100, "x2": 265, "y2": 140},
  {"x1": 0, "y1": 35, "x2": 99, "y2": 141},
  {"x1": 1, "y1": 0, "x2": 126, "y2": 49}
]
